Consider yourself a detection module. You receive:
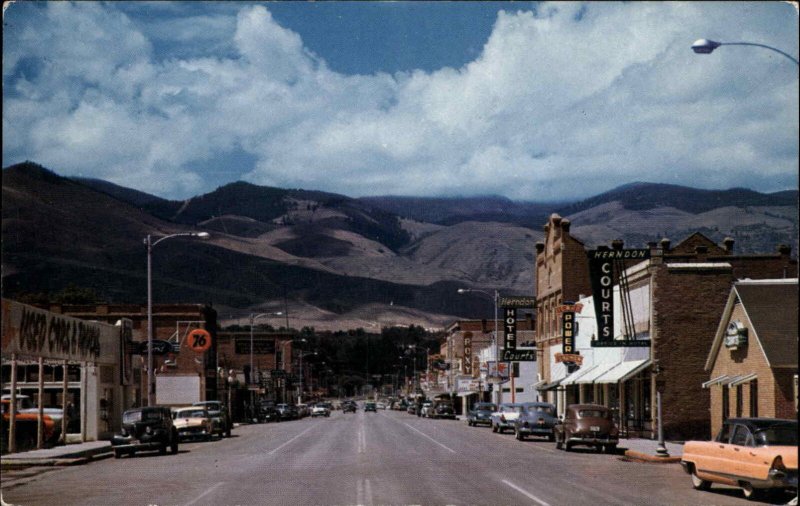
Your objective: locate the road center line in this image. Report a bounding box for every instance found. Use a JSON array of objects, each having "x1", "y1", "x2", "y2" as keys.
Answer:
[
  {"x1": 502, "y1": 479, "x2": 551, "y2": 506},
  {"x1": 183, "y1": 482, "x2": 224, "y2": 506},
  {"x1": 403, "y1": 423, "x2": 457, "y2": 453},
  {"x1": 268, "y1": 425, "x2": 316, "y2": 455}
]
